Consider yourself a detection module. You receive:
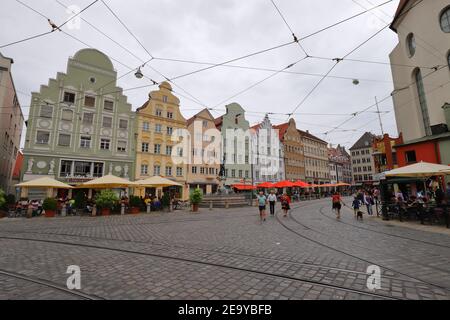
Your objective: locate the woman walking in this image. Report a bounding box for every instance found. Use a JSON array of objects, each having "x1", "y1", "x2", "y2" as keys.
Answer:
[
  {"x1": 280, "y1": 193, "x2": 291, "y2": 217},
  {"x1": 256, "y1": 191, "x2": 268, "y2": 222},
  {"x1": 332, "y1": 192, "x2": 343, "y2": 219}
]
